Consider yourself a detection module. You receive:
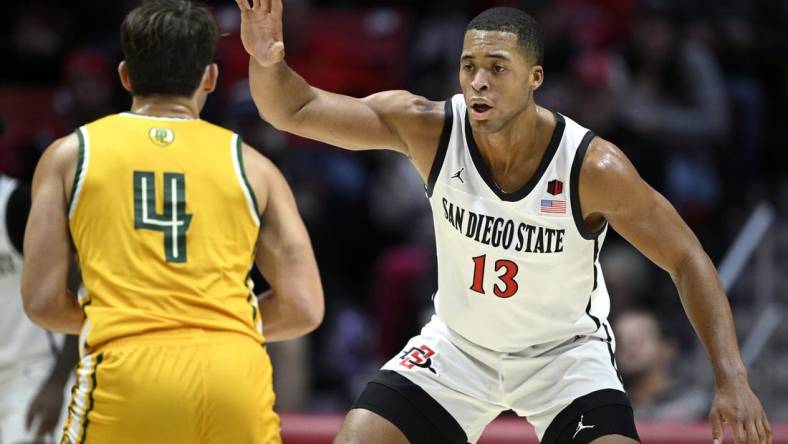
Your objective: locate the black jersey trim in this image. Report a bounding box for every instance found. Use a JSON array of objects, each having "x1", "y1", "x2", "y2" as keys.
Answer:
[
  {"x1": 541, "y1": 389, "x2": 633, "y2": 444},
  {"x1": 79, "y1": 352, "x2": 104, "y2": 444},
  {"x1": 426, "y1": 100, "x2": 455, "y2": 198},
  {"x1": 570, "y1": 131, "x2": 607, "y2": 240},
  {"x1": 464, "y1": 111, "x2": 565, "y2": 202},
  {"x1": 585, "y1": 238, "x2": 602, "y2": 332},
  {"x1": 67, "y1": 127, "x2": 86, "y2": 216},
  {"x1": 602, "y1": 321, "x2": 623, "y2": 383},
  {"x1": 235, "y1": 135, "x2": 261, "y2": 218},
  {"x1": 352, "y1": 370, "x2": 468, "y2": 444}
]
